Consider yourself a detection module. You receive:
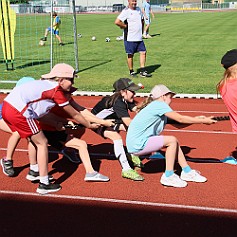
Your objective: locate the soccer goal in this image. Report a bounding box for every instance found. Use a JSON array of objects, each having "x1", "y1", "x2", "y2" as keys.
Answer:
[{"x1": 0, "y1": 0, "x2": 79, "y2": 86}]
